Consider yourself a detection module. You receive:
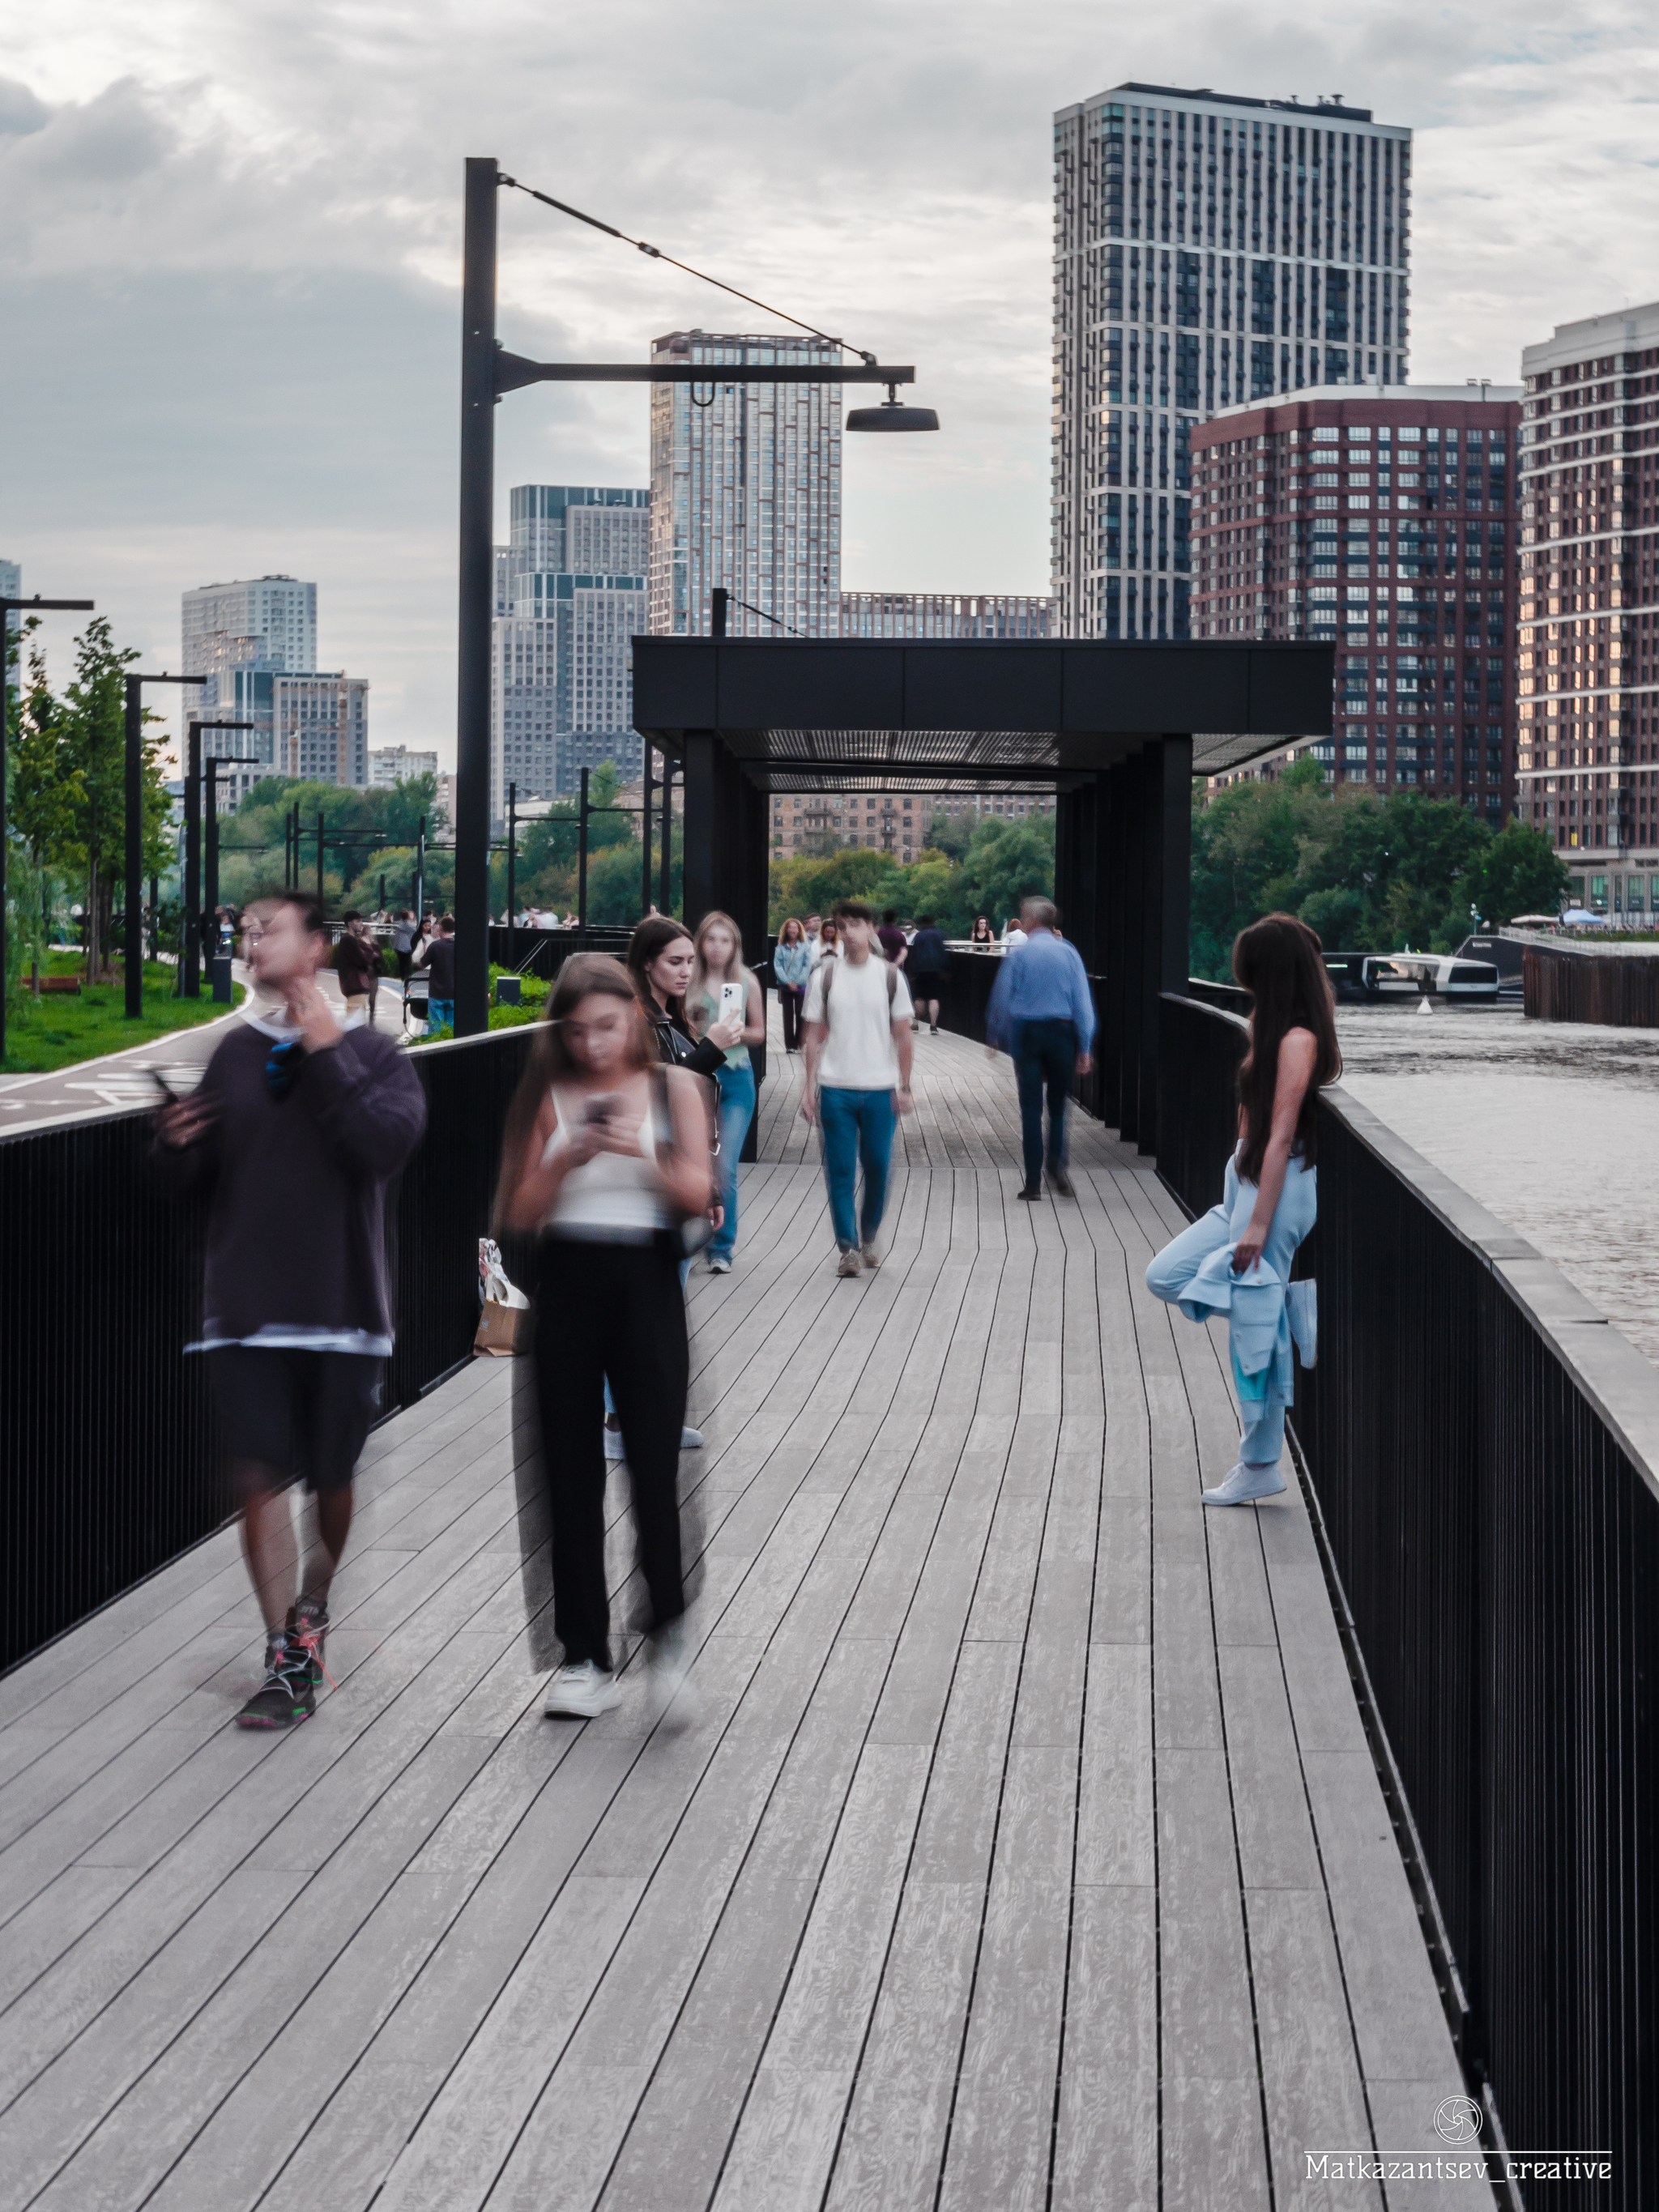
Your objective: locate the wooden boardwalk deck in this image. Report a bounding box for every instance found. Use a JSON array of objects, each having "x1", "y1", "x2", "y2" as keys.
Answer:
[{"x1": 0, "y1": 1017, "x2": 1486, "y2": 2210}]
